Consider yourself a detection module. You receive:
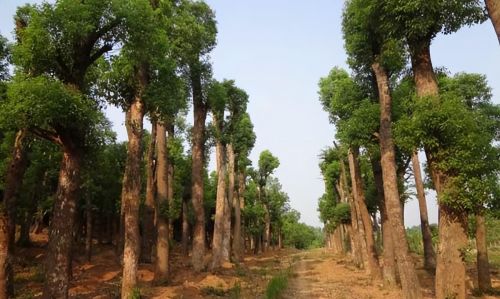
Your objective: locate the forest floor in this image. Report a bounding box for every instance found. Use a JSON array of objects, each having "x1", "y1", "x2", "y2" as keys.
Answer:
[{"x1": 12, "y1": 231, "x2": 500, "y2": 299}]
